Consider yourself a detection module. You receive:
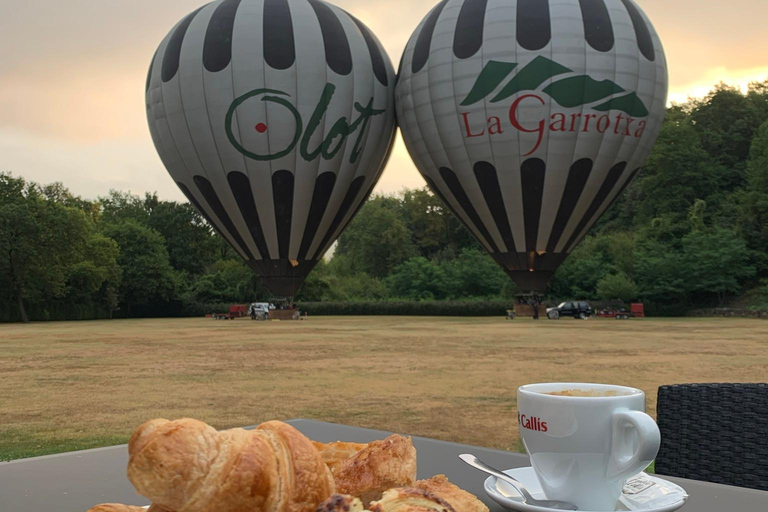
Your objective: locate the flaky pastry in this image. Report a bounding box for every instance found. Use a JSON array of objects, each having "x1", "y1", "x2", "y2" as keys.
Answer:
[
  {"x1": 315, "y1": 435, "x2": 417, "y2": 505},
  {"x1": 86, "y1": 506, "x2": 148, "y2": 512},
  {"x1": 316, "y1": 475, "x2": 488, "y2": 512},
  {"x1": 414, "y1": 475, "x2": 489, "y2": 512},
  {"x1": 126, "y1": 418, "x2": 334, "y2": 512}
]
